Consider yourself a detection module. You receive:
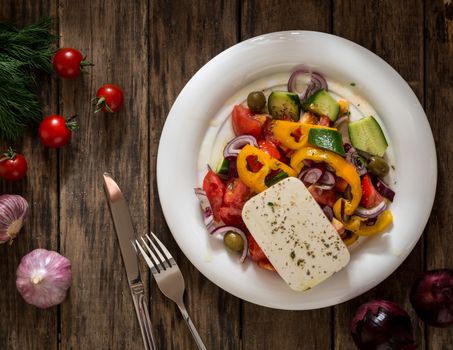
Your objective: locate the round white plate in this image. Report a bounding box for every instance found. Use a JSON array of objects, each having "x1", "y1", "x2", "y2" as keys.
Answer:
[{"x1": 157, "y1": 31, "x2": 437, "y2": 310}]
